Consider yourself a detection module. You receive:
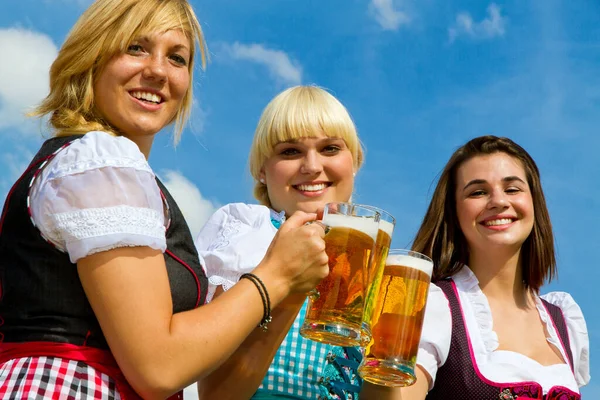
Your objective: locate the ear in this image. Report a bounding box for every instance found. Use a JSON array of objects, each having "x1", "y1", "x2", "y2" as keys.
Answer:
[{"x1": 259, "y1": 169, "x2": 266, "y2": 184}]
